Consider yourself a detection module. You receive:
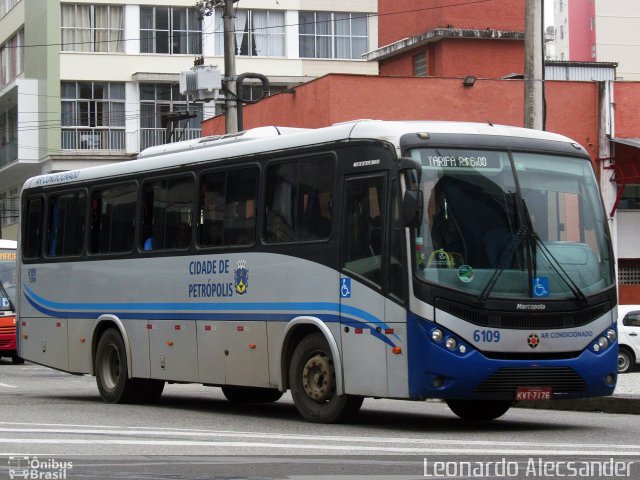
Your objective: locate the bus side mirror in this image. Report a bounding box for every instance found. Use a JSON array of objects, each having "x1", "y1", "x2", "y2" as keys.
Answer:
[{"x1": 403, "y1": 190, "x2": 423, "y2": 228}]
